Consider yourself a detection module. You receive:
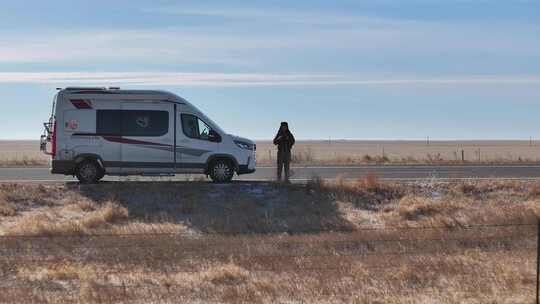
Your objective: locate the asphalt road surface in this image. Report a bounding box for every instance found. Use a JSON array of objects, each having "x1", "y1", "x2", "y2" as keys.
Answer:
[{"x1": 1, "y1": 165, "x2": 540, "y2": 183}]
